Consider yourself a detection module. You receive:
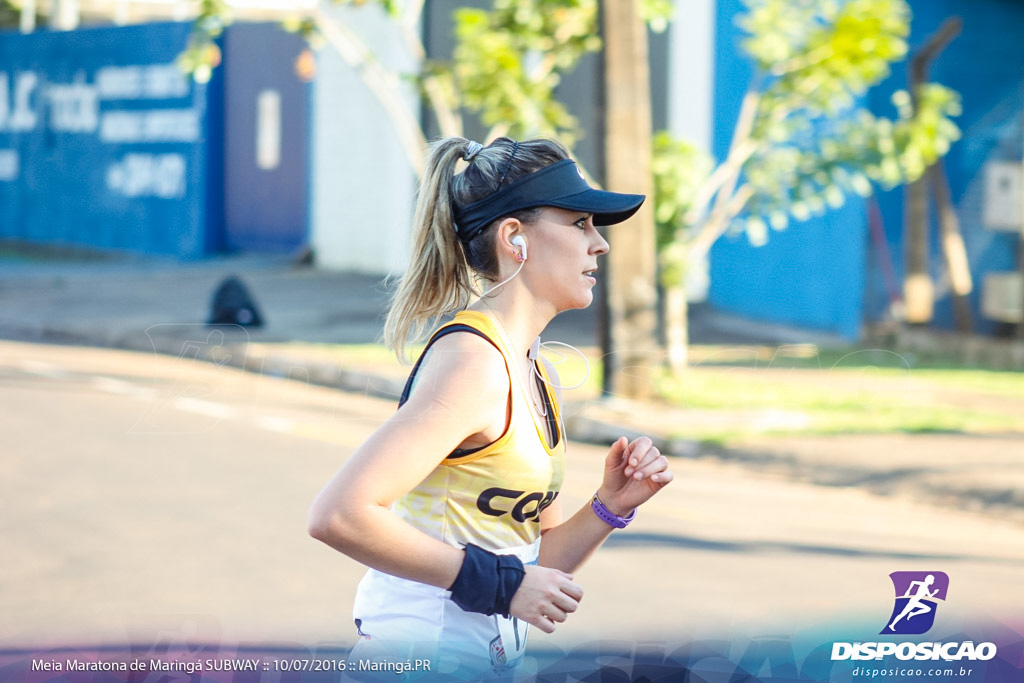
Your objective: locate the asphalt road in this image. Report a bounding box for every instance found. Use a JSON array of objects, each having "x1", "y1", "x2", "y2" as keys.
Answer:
[{"x1": 3, "y1": 340, "x2": 1023, "y2": 658}]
